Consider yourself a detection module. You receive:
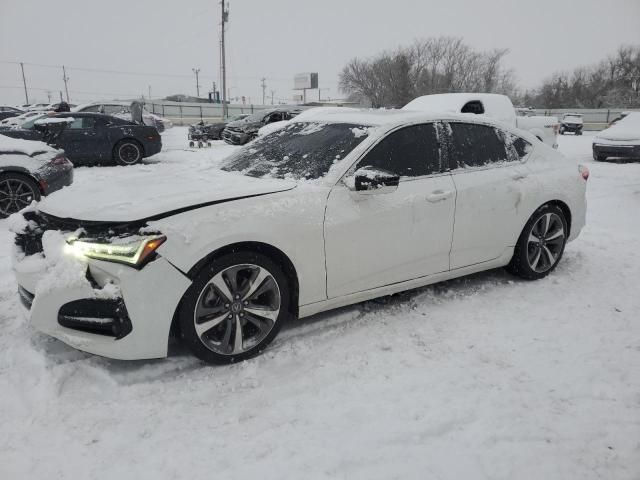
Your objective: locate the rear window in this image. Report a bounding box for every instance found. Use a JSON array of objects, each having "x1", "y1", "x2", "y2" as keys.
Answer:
[{"x1": 448, "y1": 122, "x2": 509, "y2": 168}]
